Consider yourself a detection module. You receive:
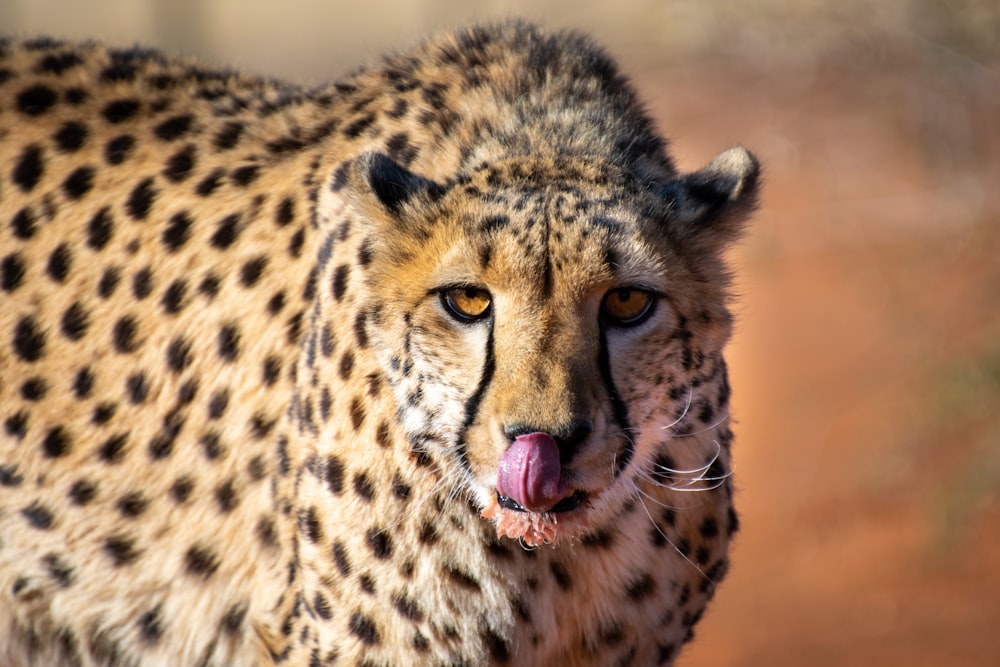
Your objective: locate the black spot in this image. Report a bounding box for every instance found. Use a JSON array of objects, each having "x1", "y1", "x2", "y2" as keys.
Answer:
[
  {"x1": 483, "y1": 625, "x2": 510, "y2": 661},
  {"x1": 195, "y1": 168, "x2": 224, "y2": 196},
  {"x1": 215, "y1": 478, "x2": 239, "y2": 512},
  {"x1": 211, "y1": 213, "x2": 242, "y2": 249},
  {"x1": 332, "y1": 541, "x2": 351, "y2": 576},
  {"x1": 99, "y1": 432, "x2": 130, "y2": 463},
  {"x1": 213, "y1": 121, "x2": 244, "y2": 150},
  {"x1": 72, "y1": 366, "x2": 94, "y2": 399},
  {"x1": 87, "y1": 207, "x2": 114, "y2": 250},
  {"x1": 199, "y1": 431, "x2": 224, "y2": 460},
  {"x1": 154, "y1": 211, "x2": 193, "y2": 252},
  {"x1": 581, "y1": 529, "x2": 615, "y2": 549},
  {"x1": 21, "y1": 377, "x2": 47, "y2": 401},
  {"x1": 61, "y1": 302, "x2": 90, "y2": 340},
  {"x1": 1, "y1": 253, "x2": 27, "y2": 292},
  {"x1": 185, "y1": 544, "x2": 220, "y2": 578},
  {"x1": 137, "y1": 607, "x2": 163, "y2": 644},
  {"x1": 298, "y1": 506, "x2": 323, "y2": 543},
  {"x1": 64, "y1": 87, "x2": 88, "y2": 104},
  {"x1": 100, "y1": 61, "x2": 137, "y2": 83},
  {"x1": 44, "y1": 243, "x2": 73, "y2": 283},
  {"x1": 116, "y1": 491, "x2": 149, "y2": 518},
  {"x1": 0, "y1": 465, "x2": 24, "y2": 487},
  {"x1": 112, "y1": 316, "x2": 140, "y2": 353},
  {"x1": 132, "y1": 266, "x2": 154, "y2": 300},
  {"x1": 105, "y1": 134, "x2": 135, "y2": 165},
  {"x1": 62, "y1": 165, "x2": 95, "y2": 199},
  {"x1": 217, "y1": 324, "x2": 240, "y2": 362},
  {"x1": 599, "y1": 621, "x2": 625, "y2": 646},
  {"x1": 327, "y1": 456, "x2": 345, "y2": 495},
  {"x1": 366, "y1": 528, "x2": 392, "y2": 559},
  {"x1": 240, "y1": 256, "x2": 268, "y2": 287},
  {"x1": 331, "y1": 265, "x2": 349, "y2": 300},
  {"x1": 68, "y1": 479, "x2": 98, "y2": 505},
  {"x1": 285, "y1": 310, "x2": 304, "y2": 345},
  {"x1": 42, "y1": 552, "x2": 74, "y2": 587},
  {"x1": 11, "y1": 207, "x2": 37, "y2": 239},
  {"x1": 166, "y1": 336, "x2": 192, "y2": 372},
  {"x1": 230, "y1": 165, "x2": 259, "y2": 187},
  {"x1": 17, "y1": 84, "x2": 58, "y2": 116},
  {"x1": 163, "y1": 144, "x2": 196, "y2": 182},
  {"x1": 267, "y1": 291, "x2": 286, "y2": 316},
  {"x1": 392, "y1": 592, "x2": 424, "y2": 622},
  {"x1": 98, "y1": 267, "x2": 122, "y2": 299},
  {"x1": 4, "y1": 412, "x2": 29, "y2": 439},
  {"x1": 348, "y1": 613, "x2": 380, "y2": 645},
  {"x1": 338, "y1": 351, "x2": 354, "y2": 380},
  {"x1": 288, "y1": 227, "x2": 305, "y2": 258},
  {"x1": 170, "y1": 477, "x2": 194, "y2": 503},
  {"x1": 126, "y1": 178, "x2": 157, "y2": 220},
  {"x1": 349, "y1": 397, "x2": 365, "y2": 431},
  {"x1": 699, "y1": 516, "x2": 719, "y2": 539},
  {"x1": 342, "y1": 113, "x2": 375, "y2": 138},
  {"x1": 313, "y1": 592, "x2": 333, "y2": 620},
  {"x1": 199, "y1": 273, "x2": 221, "y2": 297},
  {"x1": 205, "y1": 389, "x2": 229, "y2": 419},
  {"x1": 262, "y1": 355, "x2": 282, "y2": 386},
  {"x1": 148, "y1": 409, "x2": 186, "y2": 460},
  {"x1": 13, "y1": 315, "x2": 46, "y2": 361},
  {"x1": 443, "y1": 564, "x2": 481, "y2": 591},
  {"x1": 353, "y1": 472, "x2": 375, "y2": 502},
  {"x1": 104, "y1": 534, "x2": 141, "y2": 565},
  {"x1": 249, "y1": 412, "x2": 275, "y2": 439},
  {"x1": 102, "y1": 99, "x2": 141, "y2": 123},
  {"x1": 125, "y1": 372, "x2": 149, "y2": 404},
  {"x1": 550, "y1": 561, "x2": 572, "y2": 590},
  {"x1": 275, "y1": 197, "x2": 295, "y2": 226},
  {"x1": 54, "y1": 121, "x2": 88, "y2": 152},
  {"x1": 221, "y1": 603, "x2": 248, "y2": 635},
  {"x1": 92, "y1": 402, "x2": 117, "y2": 424},
  {"x1": 37, "y1": 51, "x2": 82, "y2": 74},
  {"x1": 161, "y1": 279, "x2": 188, "y2": 314},
  {"x1": 13, "y1": 144, "x2": 44, "y2": 192},
  {"x1": 626, "y1": 574, "x2": 656, "y2": 601},
  {"x1": 21, "y1": 501, "x2": 54, "y2": 529},
  {"x1": 155, "y1": 114, "x2": 193, "y2": 141}
]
